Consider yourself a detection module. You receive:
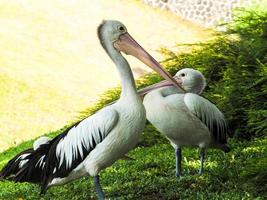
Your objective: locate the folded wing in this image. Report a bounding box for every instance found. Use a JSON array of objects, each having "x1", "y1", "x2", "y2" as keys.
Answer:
[{"x1": 184, "y1": 93, "x2": 228, "y2": 144}]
